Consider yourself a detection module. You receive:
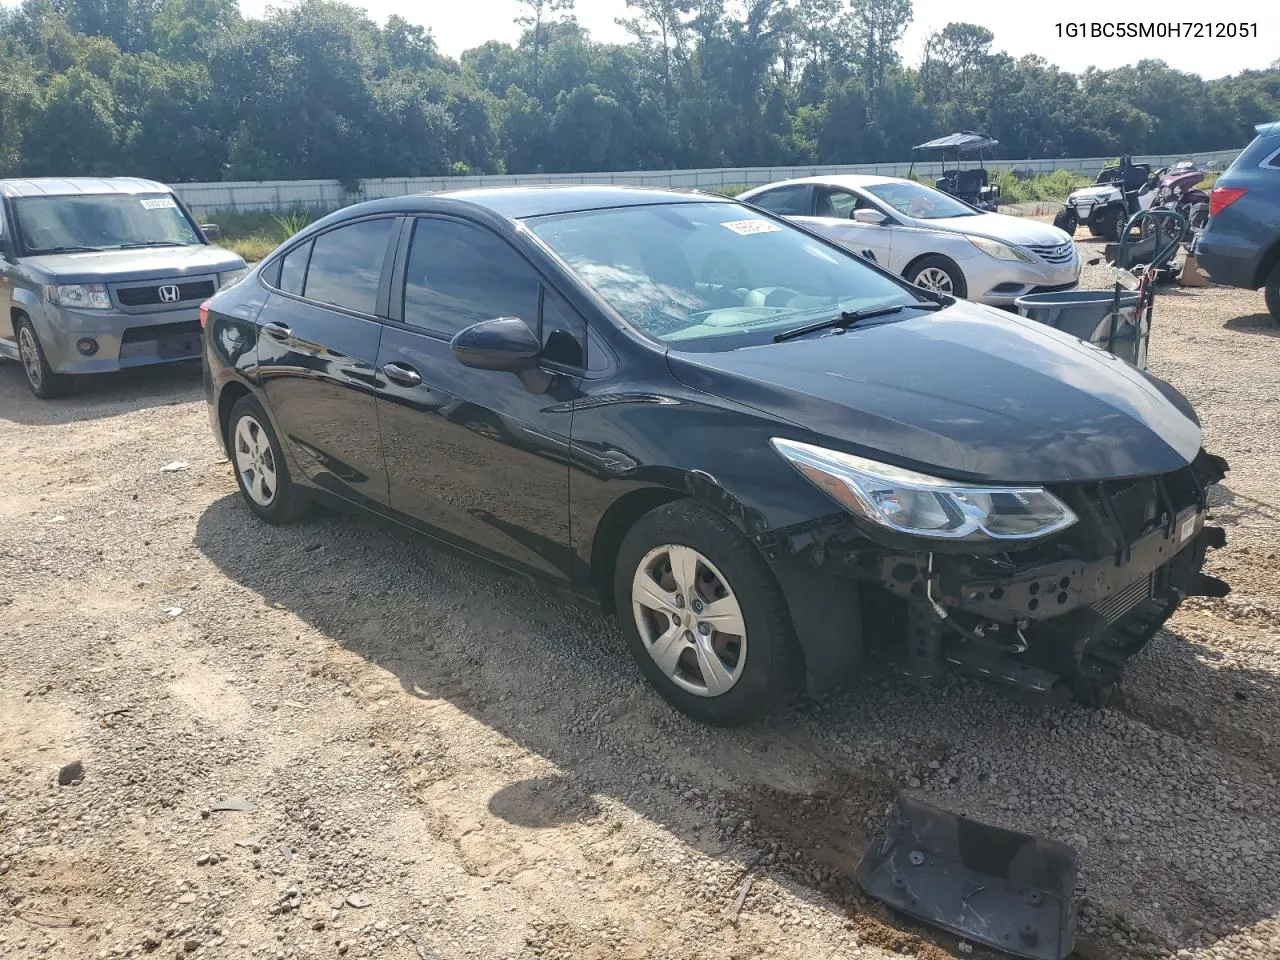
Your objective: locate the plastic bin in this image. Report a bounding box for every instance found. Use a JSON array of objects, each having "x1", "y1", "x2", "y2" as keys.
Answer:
[{"x1": 1014, "y1": 290, "x2": 1148, "y2": 369}]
